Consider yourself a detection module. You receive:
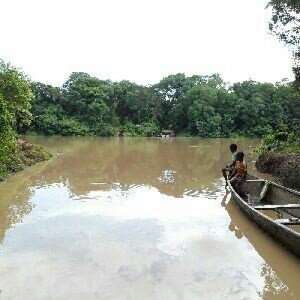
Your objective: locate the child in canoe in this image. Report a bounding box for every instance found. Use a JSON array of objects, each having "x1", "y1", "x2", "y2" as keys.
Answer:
[
  {"x1": 222, "y1": 143, "x2": 238, "y2": 186},
  {"x1": 230, "y1": 151, "x2": 247, "y2": 190}
]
